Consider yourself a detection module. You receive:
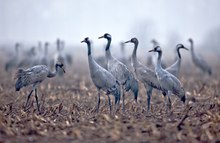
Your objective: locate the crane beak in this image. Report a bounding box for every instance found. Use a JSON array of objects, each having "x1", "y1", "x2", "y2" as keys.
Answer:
[
  {"x1": 124, "y1": 40, "x2": 130, "y2": 43},
  {"x1": 98, "y1": 36, "x2": 104, "y2": 39},
  {"x1": 148, "y1": 49, "x2": 154, "y2": 52},
  {"x1": 81, "y1": 40, "x2": 85, "y2": 43},
  {"x1": 183, "y1": 47, "x2": 189, "y2": 50}
]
